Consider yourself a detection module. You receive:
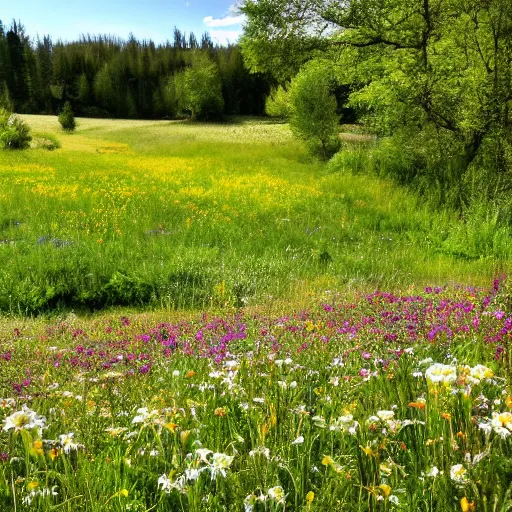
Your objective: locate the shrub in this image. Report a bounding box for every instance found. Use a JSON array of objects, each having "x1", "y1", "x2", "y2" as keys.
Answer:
[
  {"x1": 58, "y1": 101, "x2": 76, "y2": 131},
  {"x1": 0, "y1": 108, "x2": 32, "y2": 149},
  {"x1": 31, "y1": 133, "x2": 61, "y2": 150}
]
